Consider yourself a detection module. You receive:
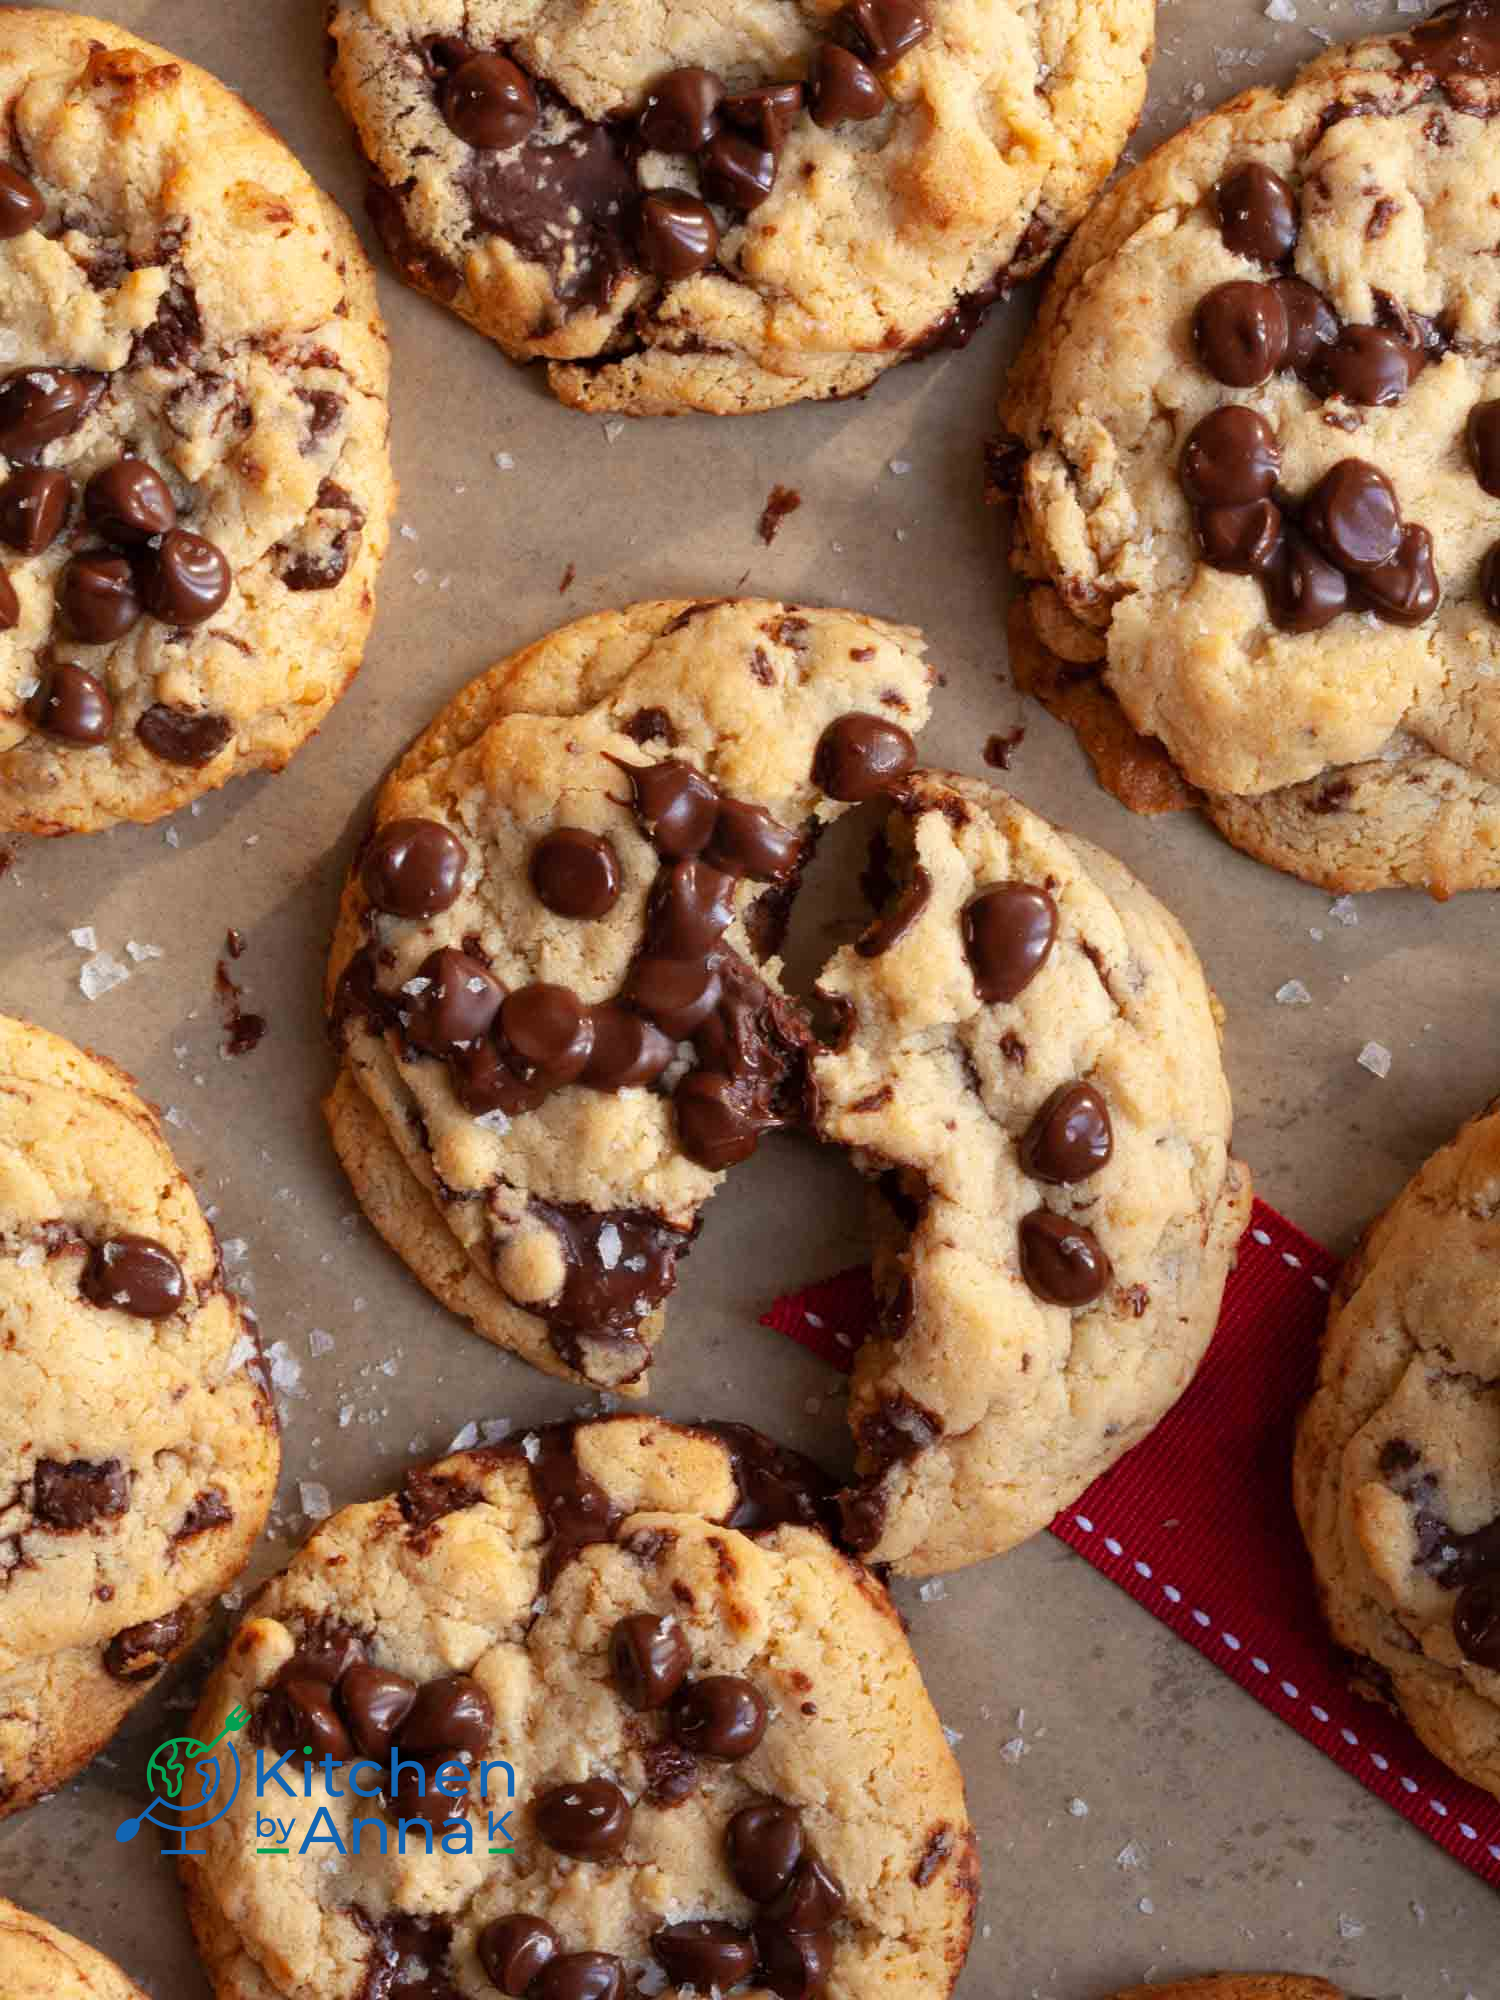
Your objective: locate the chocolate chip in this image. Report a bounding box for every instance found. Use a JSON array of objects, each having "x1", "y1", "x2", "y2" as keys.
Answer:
[
  {"x1": 404, "y1": 948, "x2": 504, "y2": 1053},
  {"x1": 722, "y1": 84, "x2": 804, "y2": 150},
  {"x1": 1020, "y1": 1082, "x2": 1113, "y2": 1184},
  {"x1": 265, "y1": 1675, "x2": 354, "y2": 1762},
  {"x1": 288, "y1": 1628, "x2": 364, "y2": 1685},
  {"x1": 1178, "y1": 406, "x2": 1280, "y2": 508},
  {"x1": 704, "y1": 798, "x2": 802, "y2": 880},
  {"x1": 60, "y1": 553, "x2": 143, "y2": 643},
  {"x1": 857, "y1": 864, "x2": 931, "y2": 958},
  {"x1": 619, "y1": 757, "x2": 720, "y2": 856},
  {"x1": 384, "y1": 1749, "x2": 472, "y2": 1829},
  {"x1": 699, "y1": 128, "x2": 778, "y2": 209},
  {"x1": 674, "y1": 1070, "x2": 764, "y2": 1169},
  {"x1": 1274, "y1": 276, "x2": 1338, "y2": 376},
  {"x1": 140, "y1": 526, "x2": 231, "y2": 625},
  {"x1": 753, "y1": 1924, "x2": 832, "y2": 2000},
  {"x1": 34, "y1": 1457, "x2": 129, "y2": 1529},
  {"x1": 637, "y1": 191, "x2": 720, "y2": 279},
  {"x1": 1301, "y1": 459, "x2": 1401, "y2": 573},
  {"x1": 530, "y1": 1955, "x2": 625, "y2": 2000},
  {"x1": 962, "y1": 883, "x2": 1057, "y2": 1003},
  {"x1": 531, "y1": 828, "x2": 622, "y2": 918},
  {"x1": 1264, "y1": 525, "x2": 1350, "y2": 632},
  {"x1": 1193, "y1": 280, "x2": 1289, "y2": 388},
  {"x1": 671, "y1": 1674, "x2": 767, "y2": 1759},
  {"x1": 103, "y1": 1608, "x2": 186, "y2": 1683},
  {"x1": 135, "y1": 704, "x2": 232, "y2": 767},
  {"x1": 1316, "y1": 324, "x2": 1412, "y2": 407},
  {"x1": 1357, "y1": 522, "x2": 1439, "y2": 626},
  {"x1": 500, "y1": 984, "x2": 595, "y2": 1084},
  {"x1": 0, "y1": 368, "x2": 102, "y2": 462},
  {"x1": 0, "y1": 467, "x2": 69, "y2": 553},
  {"x1": 533, "y1": 1776, "x2": 633, "y2": 1858},
  {"x1": 766, "y1": 1854, "x2": 846, "y2": 1930},
  {"x1": 338, "y1": 1664, "x2": 417, "y2": 1757},
  {"x1": 398, "y1": 1673, "x2": 493, "y2": 1756},
  {"x1": 812, "y1": 714, "x2": 915, "y2": 800},
  {"x1": 639, "y1": 67, "x2": 724, "y2": 153},
  {"x1": 609, "y1": 1612, "x2": 691, "y2": 1710},
  {"x1": 651, "y1": 1922, "x2": 758, "y2": 1991},
  {"x1": 80, "y1": 1234, "x2": 186, "y2": 1316},
  {"x1": 848, "y1": 0, "x2": 932, "y2": 68},
  {"x1": 29, "y1": 661, "x2": 113, "y2": 745},
  {"x1": 362, "y1": 817, "x2": 467, "y2": 918},
  {"x1": 728, "y1": 1800, "x2": 805, "y2": 1903},
  {"x1": 442, "y1": 54, "x2": 537, "y2": 149},
  {"x1": 0, "y1": 163, "x2": 44, "y2": 238},
  {"x1": 85, "y1": 458, "x2": 176, "y2": 546},
  {"x1": 1195, "y1": 498, "x2": 1283, "y2": 574},
  {"x1": 580, "y1": 1005, "x2": 675, "y2": 1090},
  {"x1": 628, "y1": 956, "x2": 722, "y2": 1037},
  {"x1": 1467, "y1": 399, "x2": 1500, "y2": 496},
  {"x1": 0, "y1": 569, "x2": 18, "y2": 631},
  {"x1": 809, "y1": 45, "x2": 885, "y2": 127},
  {"x1": 1215, "y1": 163, "x2": 1298, "y2": 264},
  {"x1": 1455, "y1": 1575, "x2": 1500, "y2": 1668},
  {"x1": 478, "y1": 1915, "x2": 562, "y2": 1996},
  {"x1": 651, "y1": 857, "x2": 737, "y2": 957},
  {"x1": 1018, "y1": 1209, "x2": 1112, "y2": 1307},
  {"x1": 1483, "y1": 541, "x2": 1500, "y2": 623}
]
